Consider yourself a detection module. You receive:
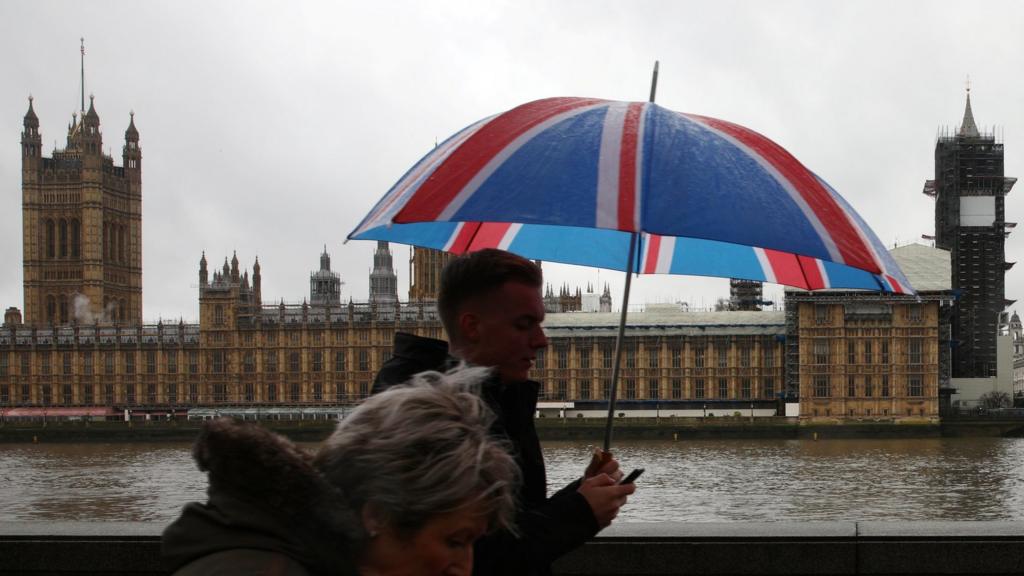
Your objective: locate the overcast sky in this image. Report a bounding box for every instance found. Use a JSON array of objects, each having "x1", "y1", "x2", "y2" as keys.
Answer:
[{"x1": 3, "y1": 0, "x2": 1024, "y2": 322}]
